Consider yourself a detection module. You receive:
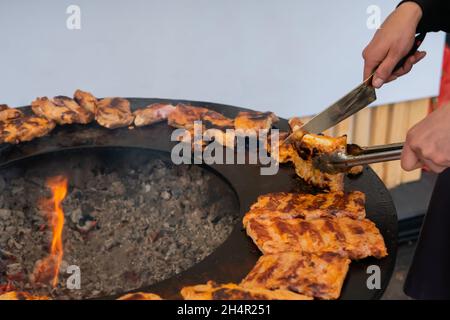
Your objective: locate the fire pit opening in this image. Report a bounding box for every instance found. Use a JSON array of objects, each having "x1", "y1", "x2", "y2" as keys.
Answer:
[{"x1": 0, "y1": 147, "x2": 239, "y2": 299}]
